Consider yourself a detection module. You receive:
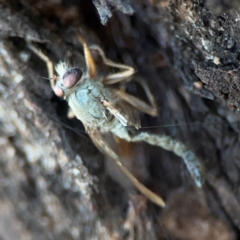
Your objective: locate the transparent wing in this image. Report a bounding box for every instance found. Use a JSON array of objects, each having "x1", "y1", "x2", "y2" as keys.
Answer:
[{"x1": 103, "y1": 98, "x2": 141, "y2": 129}]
